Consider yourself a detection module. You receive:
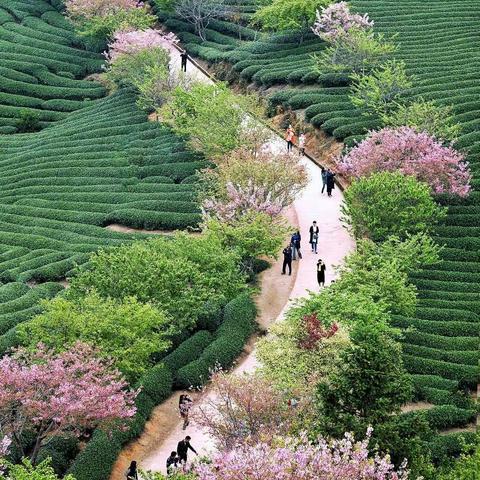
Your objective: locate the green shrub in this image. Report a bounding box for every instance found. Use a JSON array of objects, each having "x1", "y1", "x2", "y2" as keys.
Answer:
[
  {"x1": 162, "y1": 330, "x2": 213, "y2": 373},
  {"x1": 67, "y1": 430, "x2": 122, "y2": 480},
  {"x1": 176, "y1": 294, "x2": 256, "y2": 388},
  {"x1": 341, "y1": 172, "x2": 447, "y2": 242}
]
